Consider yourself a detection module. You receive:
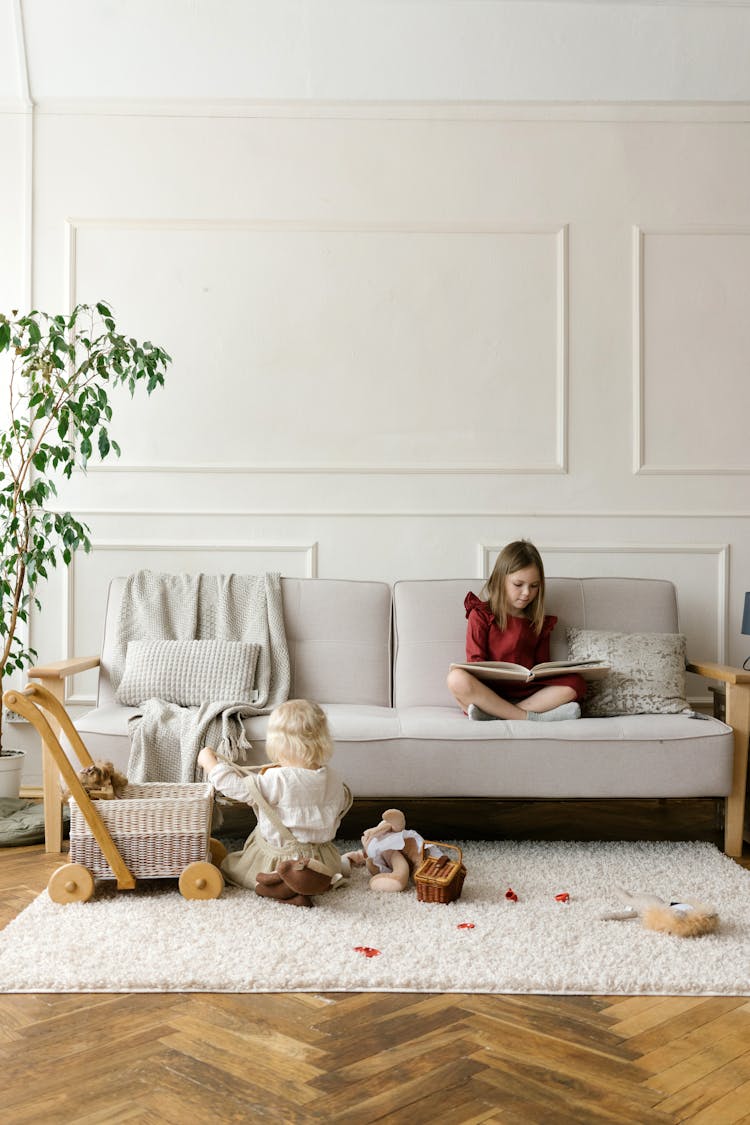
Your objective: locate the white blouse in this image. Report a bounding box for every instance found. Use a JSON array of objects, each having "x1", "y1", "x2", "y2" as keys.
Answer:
[{"x1": 208, "y1": 761, "x2": 351, "y2": 847}]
